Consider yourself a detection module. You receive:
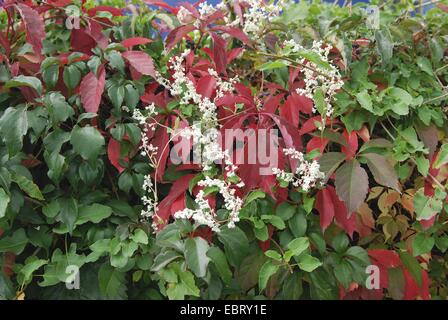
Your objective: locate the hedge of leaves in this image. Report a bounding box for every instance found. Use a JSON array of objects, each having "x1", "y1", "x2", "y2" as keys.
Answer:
[{"x1": 1, "y1": 0, "x2": 448, "y2": 300}]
